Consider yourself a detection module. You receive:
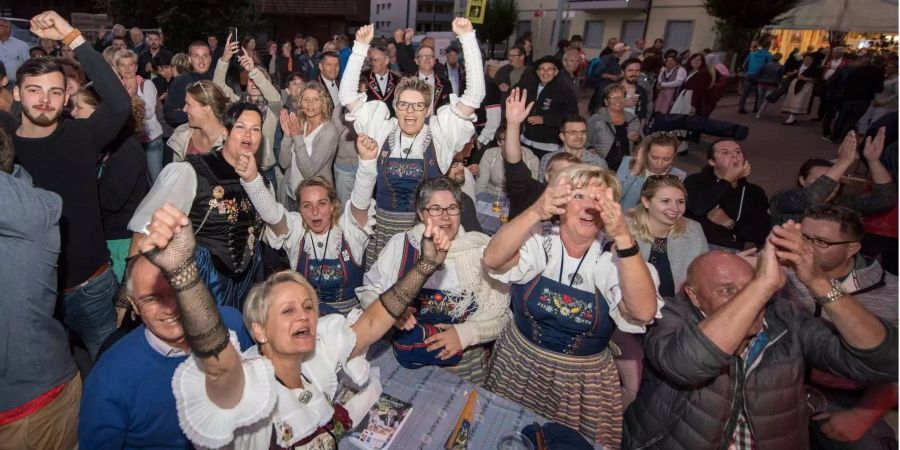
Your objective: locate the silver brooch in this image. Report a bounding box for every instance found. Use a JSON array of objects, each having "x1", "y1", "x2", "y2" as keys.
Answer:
[
  {"x1": 568, "y1": 273, "x2": 583, "y2": 286},
  {"x1": 298, "y1": 389, "x2": 313, "y2": 404},
  {"x1": 316, "y1": 241, "x2": 325, "y2": 248}
]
